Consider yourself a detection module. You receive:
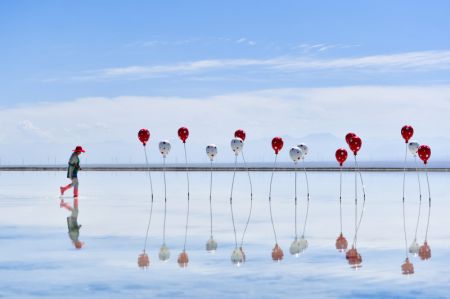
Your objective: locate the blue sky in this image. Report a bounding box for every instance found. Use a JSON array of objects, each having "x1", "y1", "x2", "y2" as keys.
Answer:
[
  {"x1": 1, "y1": 1, "x2": 450, "y2": 163},
  {"x1": 2, "y1": 0, "x2": 450, "y2": 104}
]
